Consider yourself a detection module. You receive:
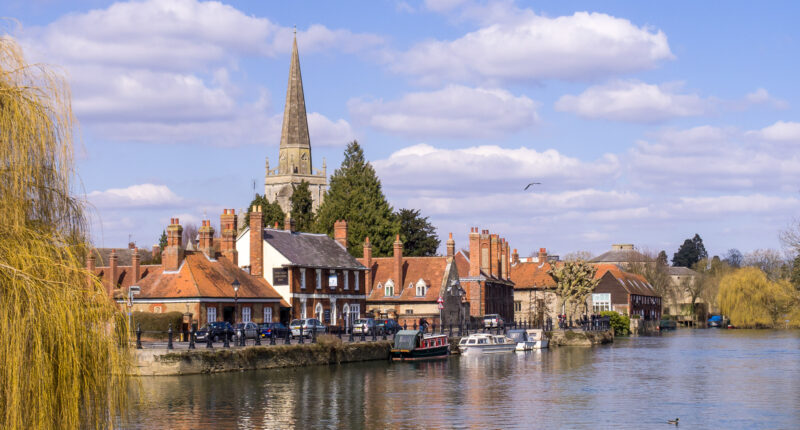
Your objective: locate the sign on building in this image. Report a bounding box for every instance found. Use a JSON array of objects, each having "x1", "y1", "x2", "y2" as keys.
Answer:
[
  {"x1": 328, "y1": 273, "x2": 338, "y2": 287},
  {"x1": 273, "y1": 268, "x2": 288, "y2": 285}
]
